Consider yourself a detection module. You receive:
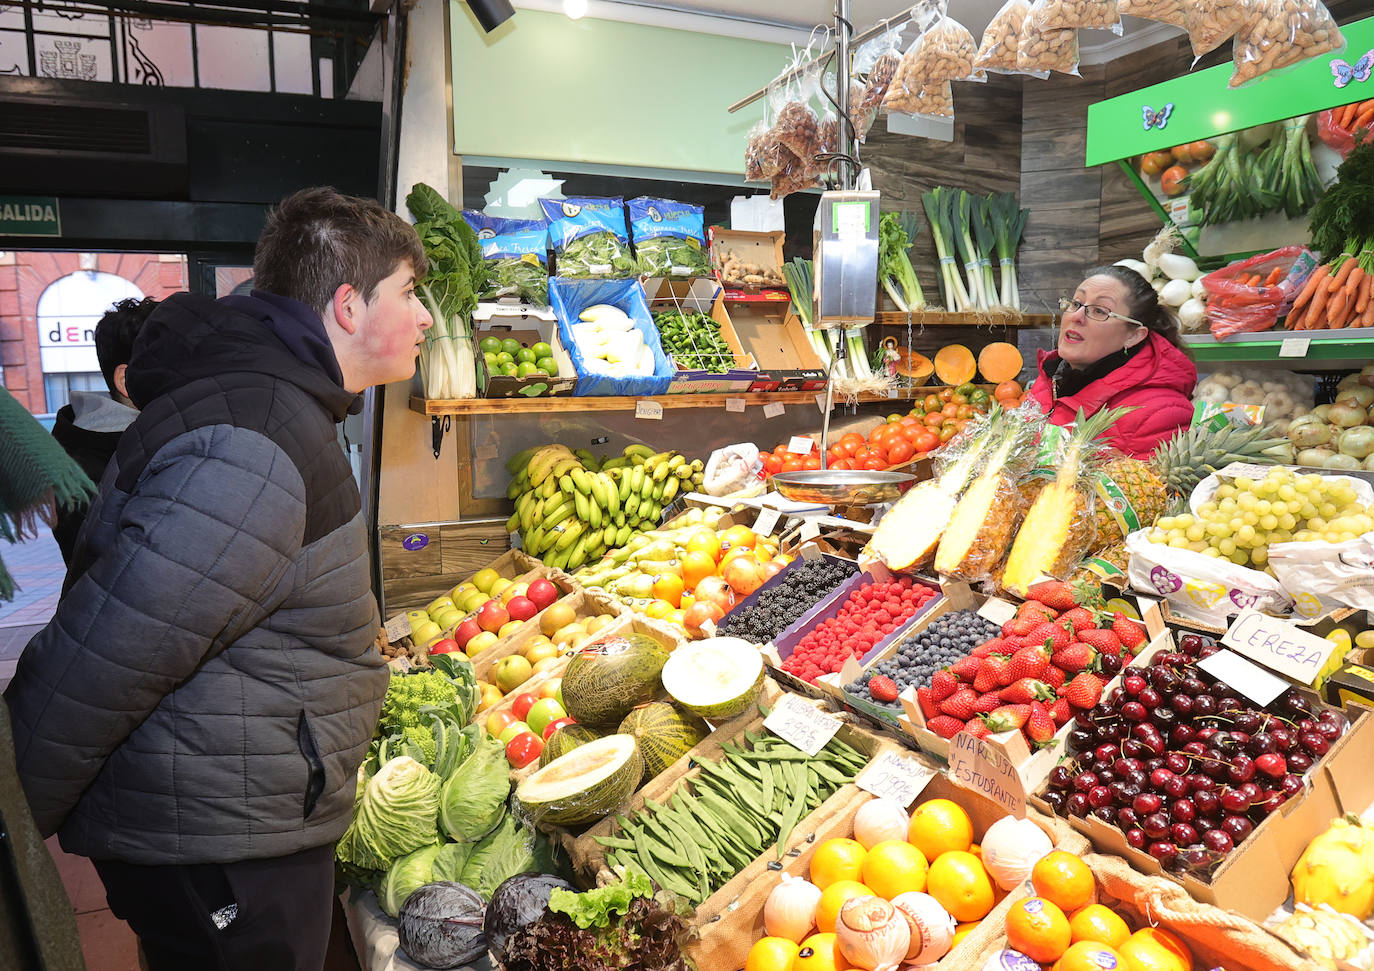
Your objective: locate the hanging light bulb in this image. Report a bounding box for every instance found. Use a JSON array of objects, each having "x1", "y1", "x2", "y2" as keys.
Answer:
[{"x1": 564, "y1": 0, "x2": 588, "y2": 19}]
